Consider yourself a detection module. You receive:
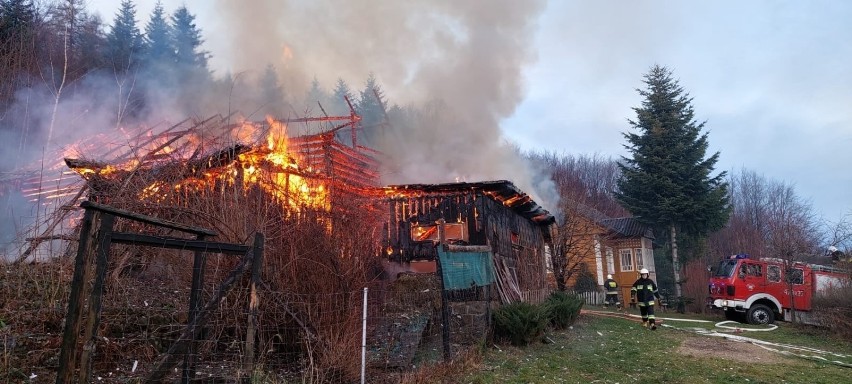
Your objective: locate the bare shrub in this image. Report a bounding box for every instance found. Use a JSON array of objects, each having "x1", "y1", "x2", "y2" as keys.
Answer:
[
  {"x1": 812, "y1": 278, "x2": 852, "y2": 341},
  {"x1": 681, "y1": 258, "x2": 710, "y2": 313}
]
